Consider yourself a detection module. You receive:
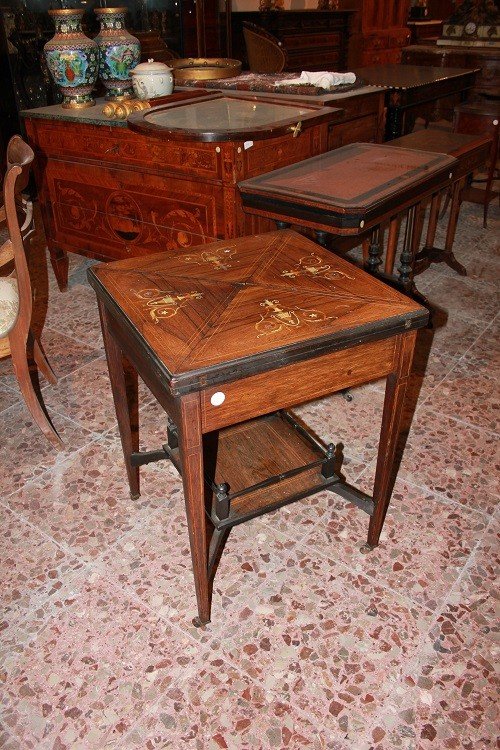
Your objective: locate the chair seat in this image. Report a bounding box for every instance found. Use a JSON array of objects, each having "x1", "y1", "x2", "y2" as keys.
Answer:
[{"x1": 0, "y1": 276, "x2": 19, "y2": 337}]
